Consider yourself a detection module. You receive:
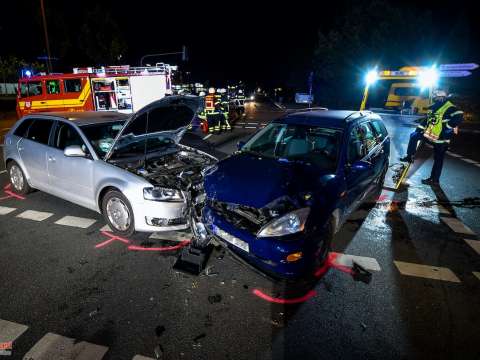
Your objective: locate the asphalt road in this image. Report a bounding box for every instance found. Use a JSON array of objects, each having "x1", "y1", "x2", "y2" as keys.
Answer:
[{"x1": 0, "y1": 102, "x2": 479, "y2": 360}]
